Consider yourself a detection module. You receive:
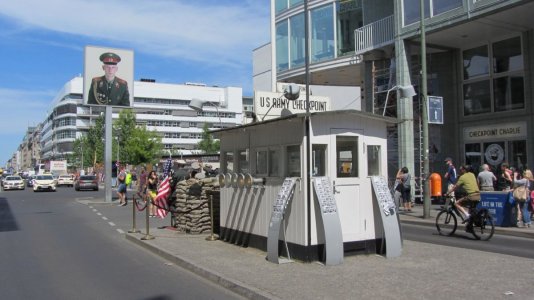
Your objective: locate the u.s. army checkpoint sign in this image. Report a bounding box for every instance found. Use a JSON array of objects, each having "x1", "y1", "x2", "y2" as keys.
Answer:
[{"x1": 254, "y1": 91, "x2": 330, "y2": 121}]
